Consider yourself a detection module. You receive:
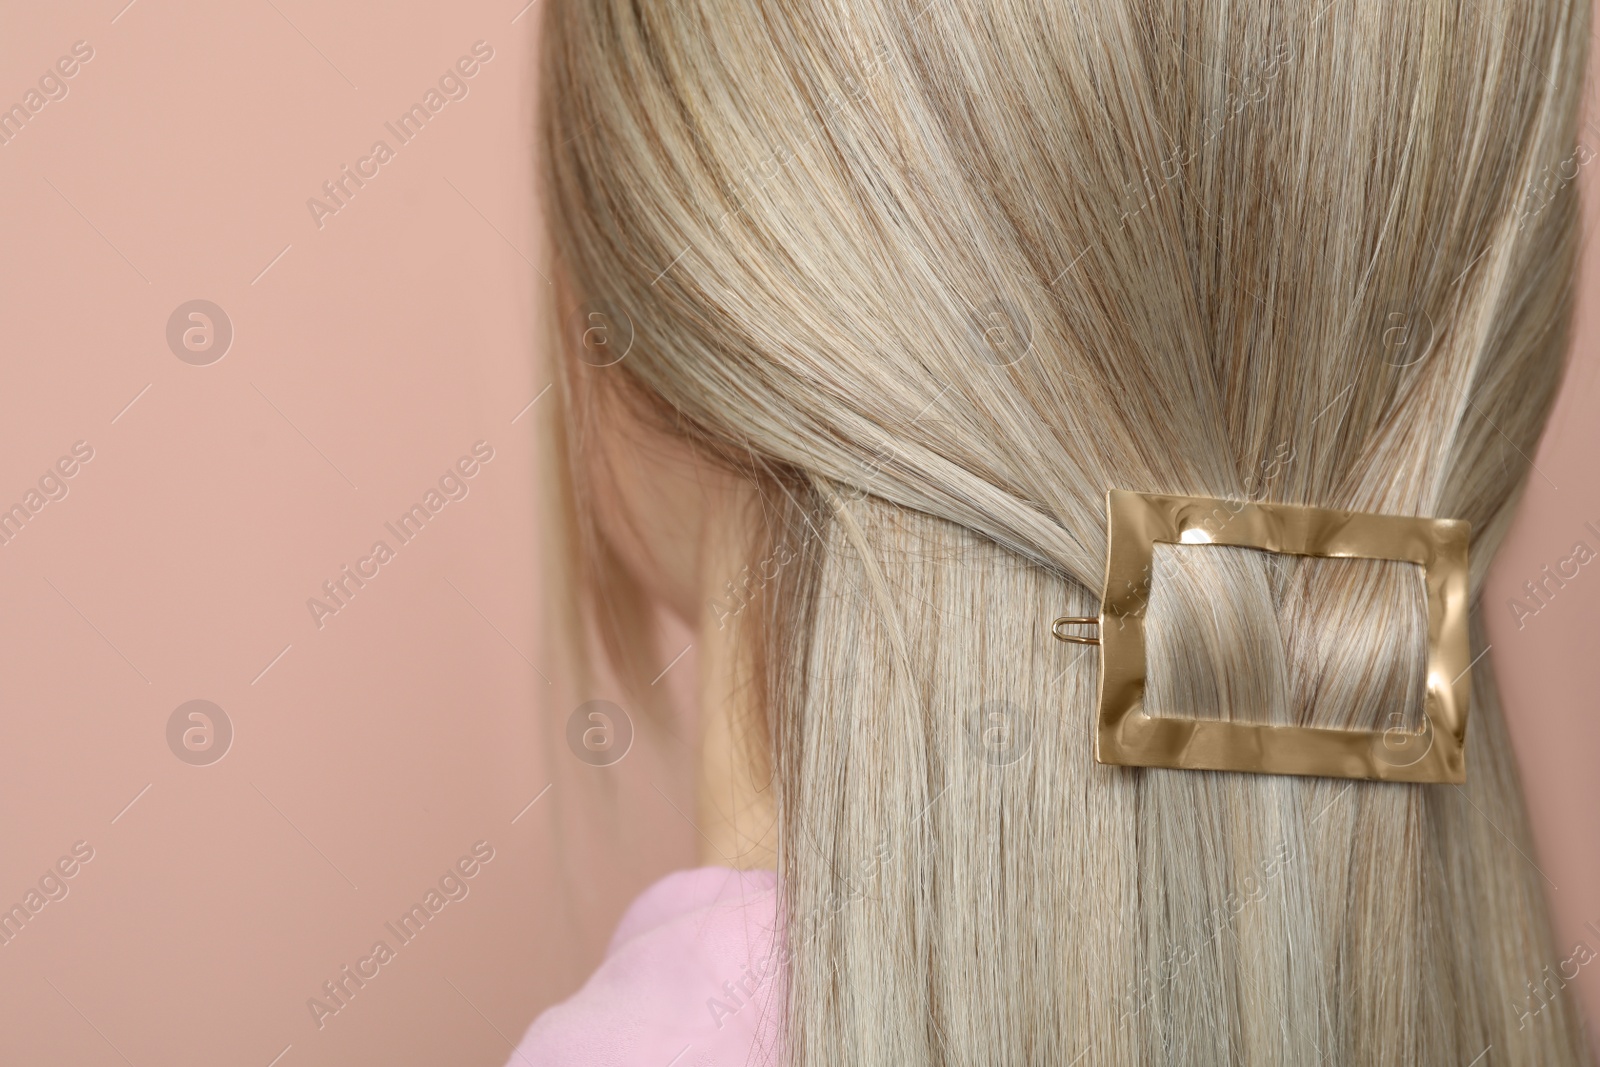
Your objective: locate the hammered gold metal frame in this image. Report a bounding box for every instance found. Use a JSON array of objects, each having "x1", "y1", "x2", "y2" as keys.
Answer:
[{"x1": 1070, "y1": 489, "x2": 1471, "y2": 783}]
